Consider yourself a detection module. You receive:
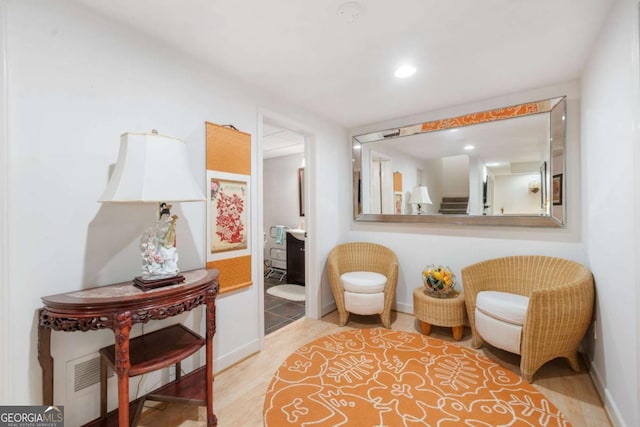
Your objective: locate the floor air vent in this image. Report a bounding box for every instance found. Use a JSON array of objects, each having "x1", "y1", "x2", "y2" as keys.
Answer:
[{"x1": 69, "y1": 354, "x2": 113, "y2": 393}]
